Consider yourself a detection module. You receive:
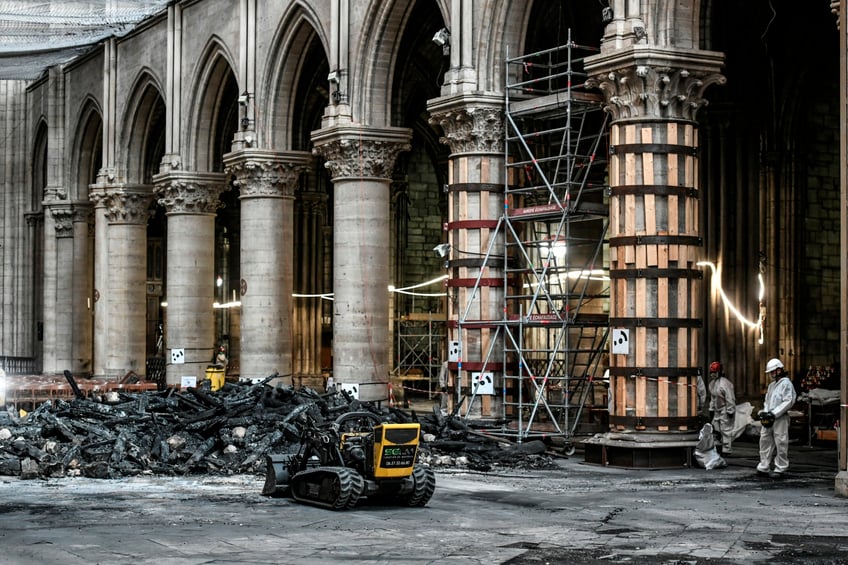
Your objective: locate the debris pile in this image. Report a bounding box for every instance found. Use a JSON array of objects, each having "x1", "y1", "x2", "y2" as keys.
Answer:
[{"x1": 0, "y1": 375, "x2": 558, "y2": 479}]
